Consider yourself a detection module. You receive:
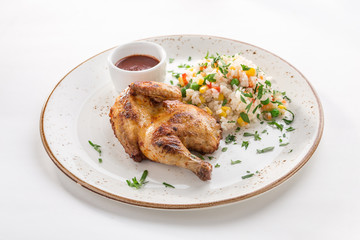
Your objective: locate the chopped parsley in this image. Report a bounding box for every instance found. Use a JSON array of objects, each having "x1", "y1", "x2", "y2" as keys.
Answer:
[
  {"x1": 208, "y1": 156, "x2": 214, "y2": 160},
  {"x1": 235, "y1": 127, "x2": 241, "y2": 132},
  {"x1": 222, "y1": 147, "x2": 228, "y2": 152},
  {"x1": 227, "y1": 120, "x2": 236, "y2": 123},
  {"x1": 222, "y1": 99, "x2": 228, "y2": 106},
  {"x1": 231, "y1": 160, "x2": 242, "y2": 165},
  {"x1": 88, "y1": 140, "x2": 101, "y2": 155},
  {"x1": 225, "y1": 134, "x2": 236, "y2": 144},
  {"x1": 204, "y1": 73, "x2": 216, "y2": 82},
  {"x1": 188, "y1": 56, "x2": 192, "y2": 61},
  {"x1": 163, "y1": 182, "x2": 175, "y2": 188},
  {"x1": 240, "y1": 112, "x2": 250, "y2": 123},
  {"x1": 286, "y1": 127, "x2": 295, "y2": 132},
  {"x1": 242, "y1": 173, "x2": 254, "y2": 179},
  {"x1": 241, "y1": 64, "x2": 251, "y2": 71},
  {"x1": 170, "y1": 80, "x2": 174, "y2": 85},
  {"x1": 126, "y1": 170, "x2": 148, "y2": 189},
  {"x1": 241, "y1": 141, "x2": 249, "y2": 150},
  {"x1": 178, "y1": 63, "x2": 191, "y2": 68},
  {"x1": 215, "y1": 163, "x2": 220, "y2": 168},
  {"x1": 256, "y1": 146, "x2": 274, "y2": 154},
  {"x1": 265, "y1": 80, "x2": 271, "y2": 87},
  {"x1": 283, "y1": 109, "x2": 295, "y2": 125},
  {"x1": 230, "y1": 78, "x2": 240, "y2": 86},
  {"x1": 268, "y1": 121, "x2": 284, "y2": 131},
  {"x1": 261, "y1": 98, "x2": 270, "y2": 105},
  {"x1": 169, "y1": 58, "x2": 175, "y2": 63},
  {"x1": 279, "y1": 143, "x2": 289, "y2": 147},
  {"x1": 243, "y1": 131, "x2": 261, "y2": 141},
  {"x1": 98, "y1": 158, "x2": 102, "y2": 163}
]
